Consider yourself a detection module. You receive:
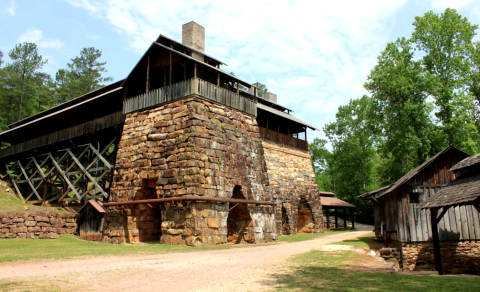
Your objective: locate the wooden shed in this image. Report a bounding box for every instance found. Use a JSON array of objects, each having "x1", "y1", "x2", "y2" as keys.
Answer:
[
  {"x1": 78, "y1": 200, "x2": 106, "y2": 241},
  {"x1": 419, "y1": 154, "x2": 480, "y2": 274},
  {"x1": 359, "y1": 146, "x2": 480, "y2": 273},
  {"x1": 319, "y1": 192, "x2": 356, "y2": 230}
]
